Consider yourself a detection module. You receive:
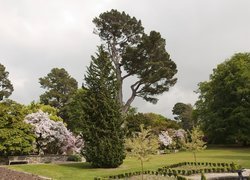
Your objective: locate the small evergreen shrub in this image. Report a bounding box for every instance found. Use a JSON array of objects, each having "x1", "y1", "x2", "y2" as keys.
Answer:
[
  {"x1": 201, "y1": 172, "x2": 207, "y2": 180},
  {"x1": 67, "y1": 154, "x2": 82, "y2": 162}
]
